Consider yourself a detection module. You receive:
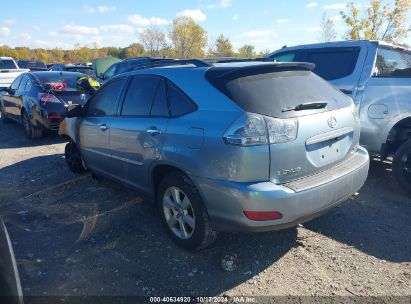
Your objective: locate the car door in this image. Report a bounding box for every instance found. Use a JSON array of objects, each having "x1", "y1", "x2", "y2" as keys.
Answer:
[
  {"x1": 77, "y1": 77, "x2": 127, "y2": 175},
  {"x1": 359, "y1": 46, "x2": 411, "y2": 152},
  {"x1": 13, "y1": 76, "x2": 29, "y2": 118},
  {"x1": 109, "y1": 76, "x2": 169, "y2": 193},
  {"x1": 2, "y1": 76, "x2": 22, "y2": 121}
]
